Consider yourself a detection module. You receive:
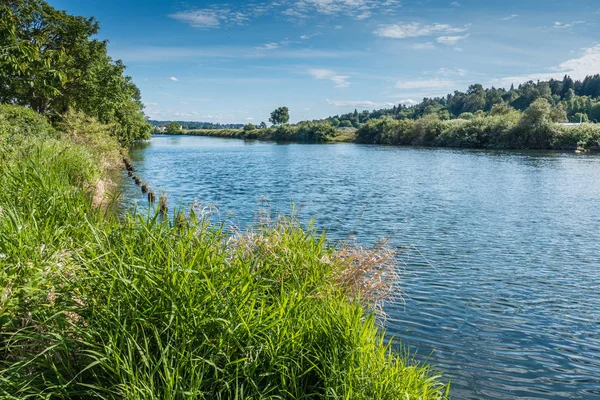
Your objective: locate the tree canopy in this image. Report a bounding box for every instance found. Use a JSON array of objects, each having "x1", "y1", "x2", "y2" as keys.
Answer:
[
  {"x1": 326, "y1": 75, "x2": 600, "y2": 127},
  {"x1": 269, "y1": 107, "x2": 290, "y2": 126},
  {"x1": 0, "y1": 0, "x2": 150, "y2": 145}
]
